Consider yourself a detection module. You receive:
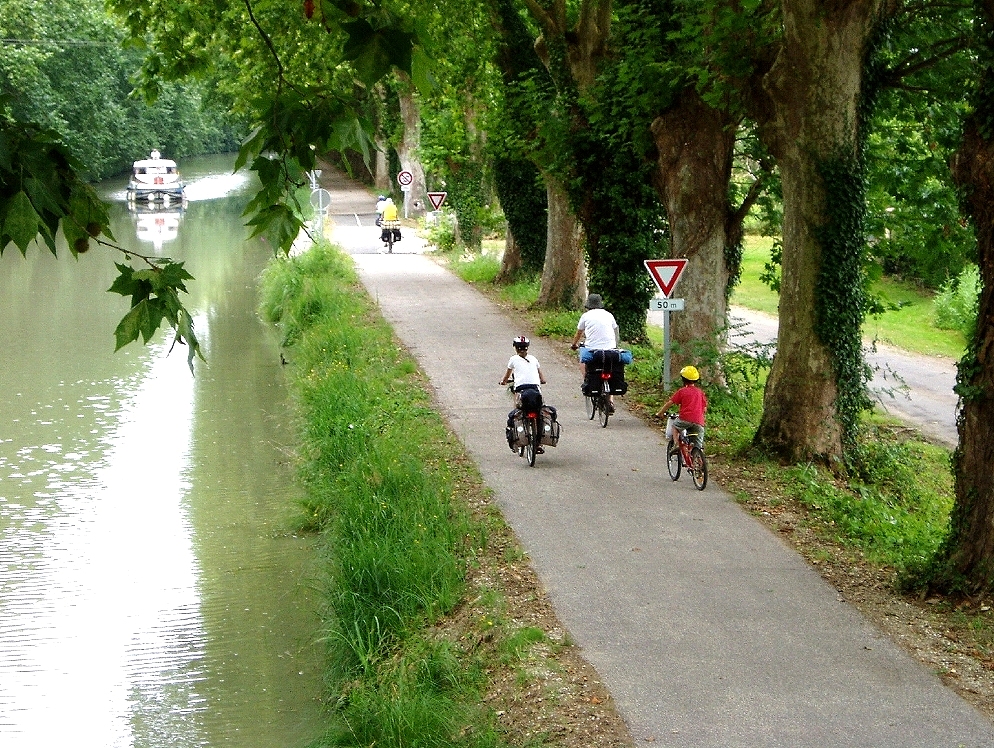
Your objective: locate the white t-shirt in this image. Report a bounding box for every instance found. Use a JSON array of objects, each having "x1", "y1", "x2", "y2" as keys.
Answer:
[
  {"x1": 506, "y1": 354, "x2": 542, "y2": 386},
  {"x1": 577, "y1": 308, "x2": 618, "y2": 350}
]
